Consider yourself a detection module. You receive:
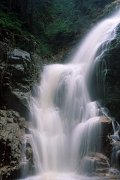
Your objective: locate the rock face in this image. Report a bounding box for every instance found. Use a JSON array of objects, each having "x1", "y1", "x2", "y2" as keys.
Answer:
[
  {"x1": 92, "y1": 25, "x2": 120, "y2": 125},
  {"x1": 89, "y1": 25, "x2": 120, "y2": 126},
  {"x1": 0, "y1": 109, "x2": 26, "y2": 179},
  {"x1": 0, "y1": 47, "x2": 39, "y2": 117},
  {"x1": 0, "y1": 31, "x2": 39, "y2": 179}
]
